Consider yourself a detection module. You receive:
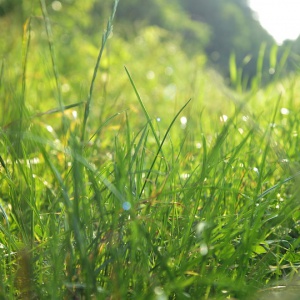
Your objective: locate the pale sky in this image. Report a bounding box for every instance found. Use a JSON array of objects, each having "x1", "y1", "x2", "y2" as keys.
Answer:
[{"x1": 249, "y1": 0, "x2": 300, "y2": 44}]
